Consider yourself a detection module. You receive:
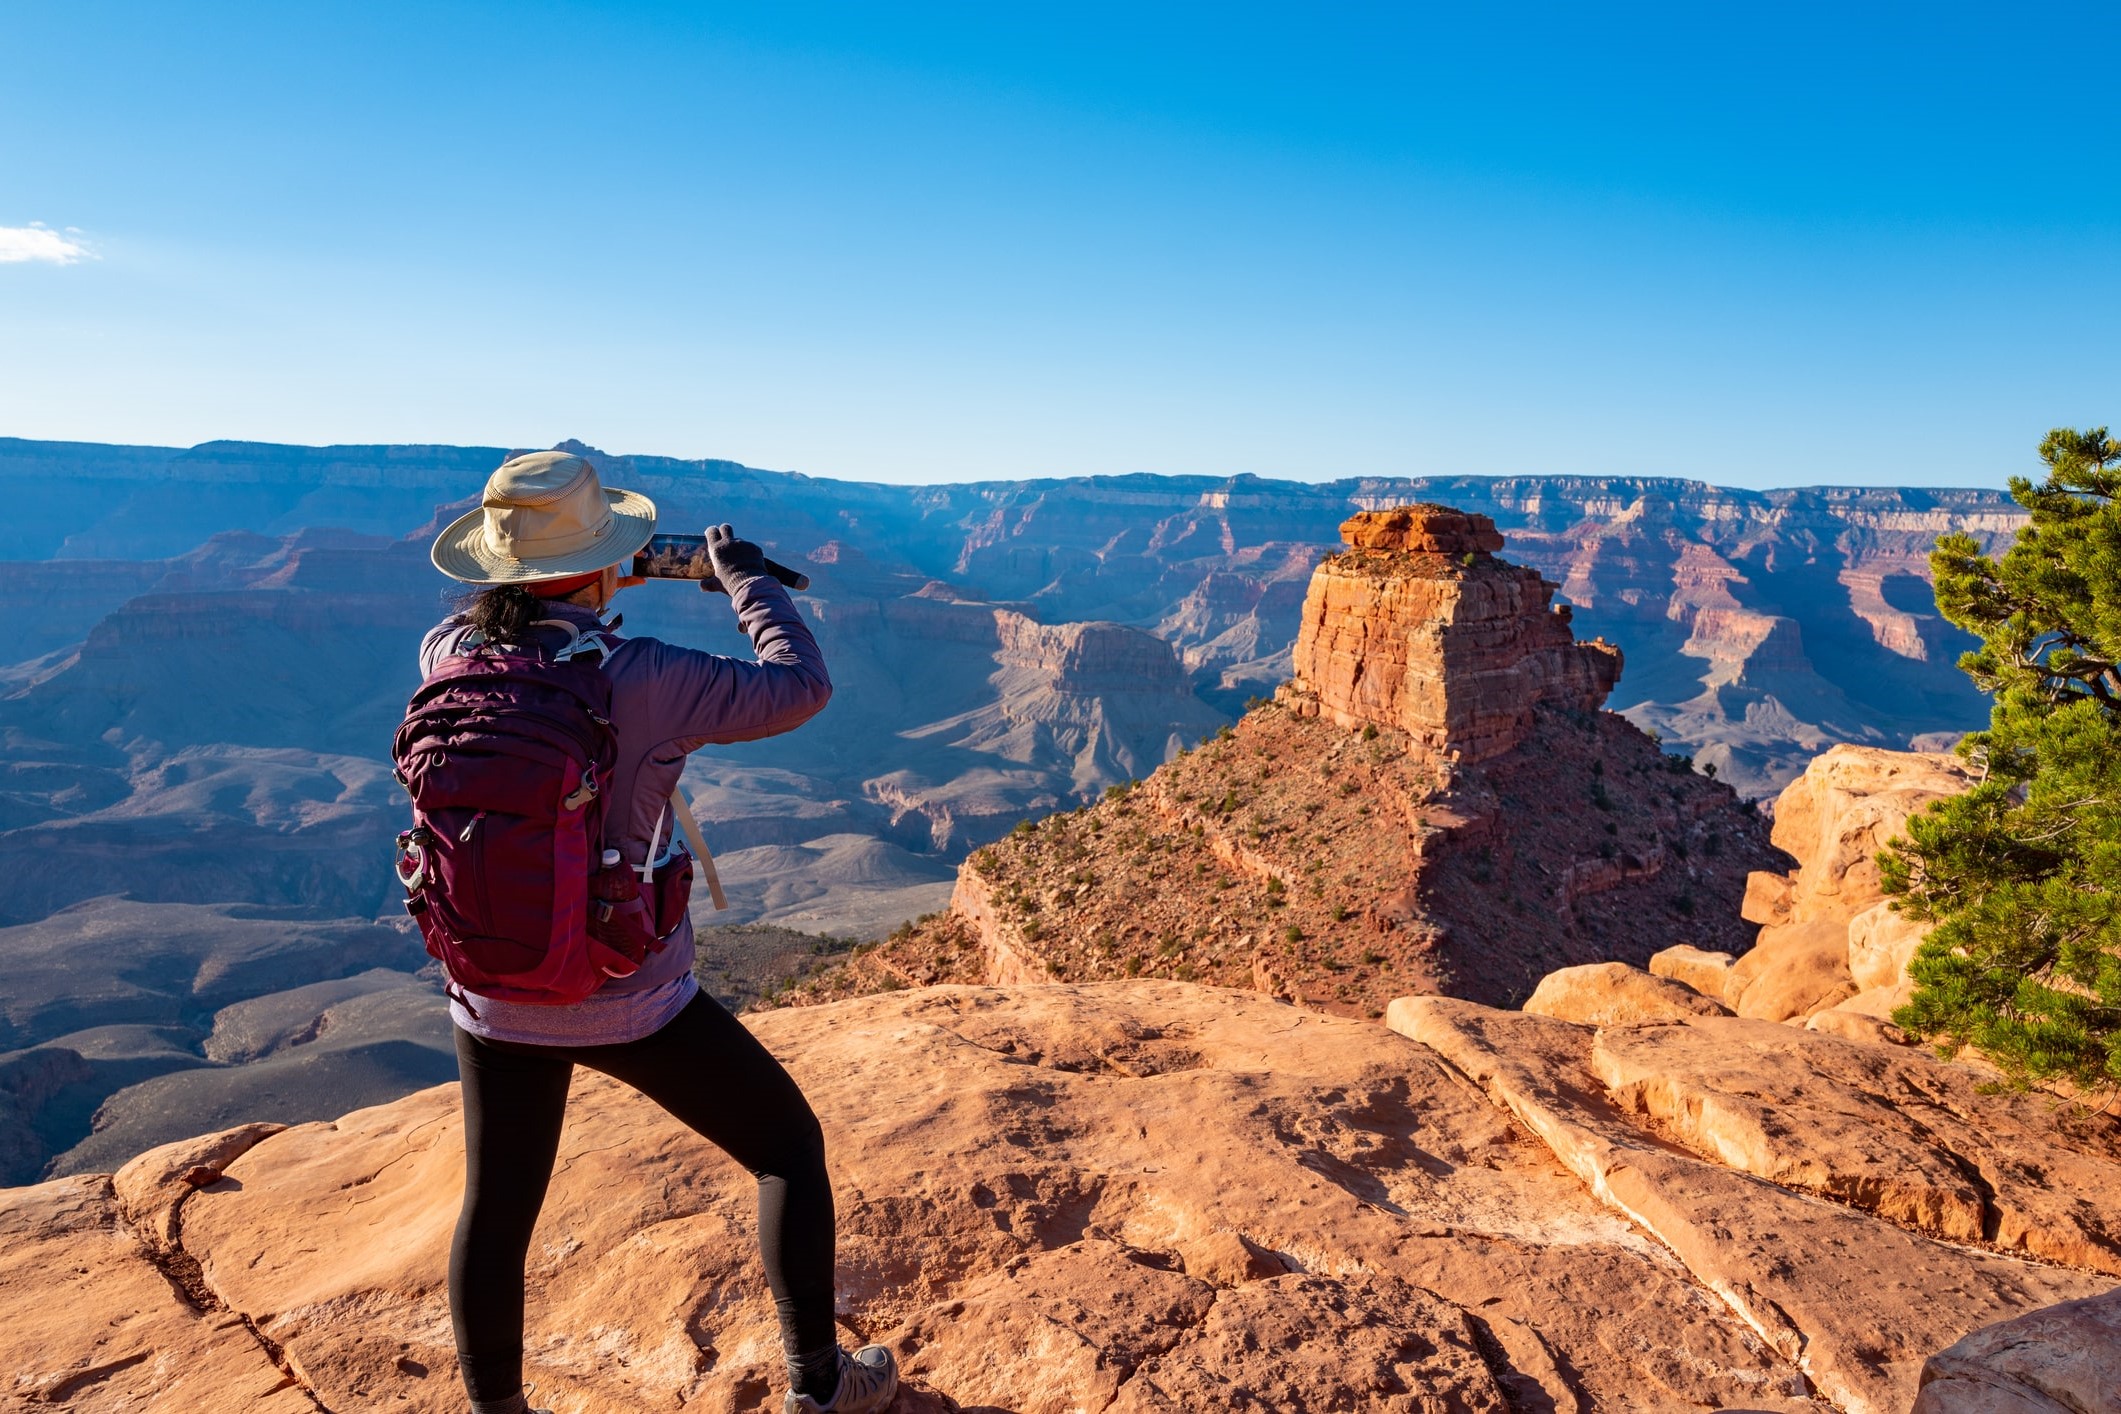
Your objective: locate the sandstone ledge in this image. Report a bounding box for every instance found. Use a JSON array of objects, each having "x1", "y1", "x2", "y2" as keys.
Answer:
[{"x1": 8, "y1": 981, "x2": 2120, "y2": 1412}]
